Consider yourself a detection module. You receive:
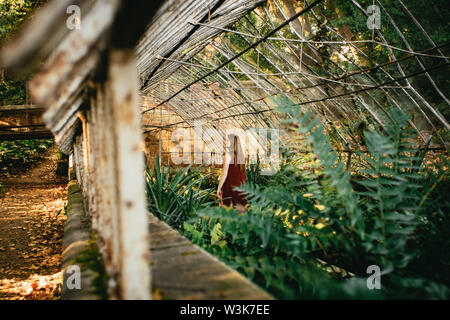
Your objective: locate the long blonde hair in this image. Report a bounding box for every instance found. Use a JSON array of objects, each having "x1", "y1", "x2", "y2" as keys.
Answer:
[{"x1": 227, "y1": 134, "x2": 245, "y2": 171}]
